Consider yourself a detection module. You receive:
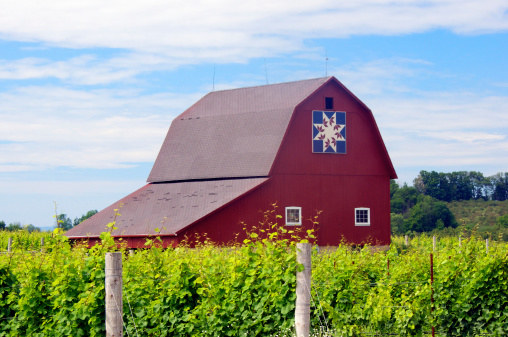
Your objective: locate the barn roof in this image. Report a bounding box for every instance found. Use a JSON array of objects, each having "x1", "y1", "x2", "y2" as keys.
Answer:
[
  {"x1": 65, "y1": 177, "x2": 268, "y2": 238},
  {"x1": 147, "y1": 77, "x2": 331, "y2": 182}
]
